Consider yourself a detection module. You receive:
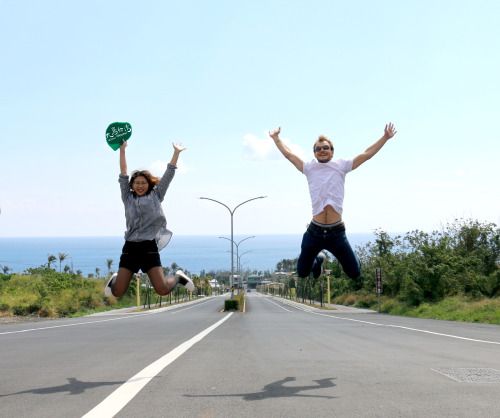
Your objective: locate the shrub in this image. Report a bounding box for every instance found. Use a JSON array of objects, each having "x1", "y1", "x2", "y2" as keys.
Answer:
[
  {"x1": 234, "y1": 292, "x2": 245, "y2": 311},
  {"x1": 38, "y1": 305, "x2": 58, "y2": 317},
  {"x1": 332, "y1": 294, "x2": 349, "y2": 305},
  {"x1": 0, "y1": 273, "x2": 11, "y2": 282},
  {"x1": 343, "y1": 294, "x2": 356, "y2": 306},
  {"x1": 51, "y1": 289, "x2": 79, "y2": 316},
  {"x1": 355, "y1": 294, "x2": 378, "y2": 308},
  {"x1": 379, "y1": 298, "x2": 398, "y2": 313},
  {"x1": 224, "y1": 299, "x2": 239, "y2": 311},
  {"x1": 399, "y1": 275, "x2": 424, "y2": 306}
]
